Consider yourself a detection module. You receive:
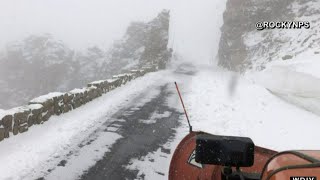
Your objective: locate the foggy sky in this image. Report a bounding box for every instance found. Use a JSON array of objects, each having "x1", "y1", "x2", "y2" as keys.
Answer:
[
  {"x1": 168, "y1": 0, "x2": 226, "y2": 64},
  {"x1": 0, "y1": 0, "x2": 226, "y2": 64}
]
